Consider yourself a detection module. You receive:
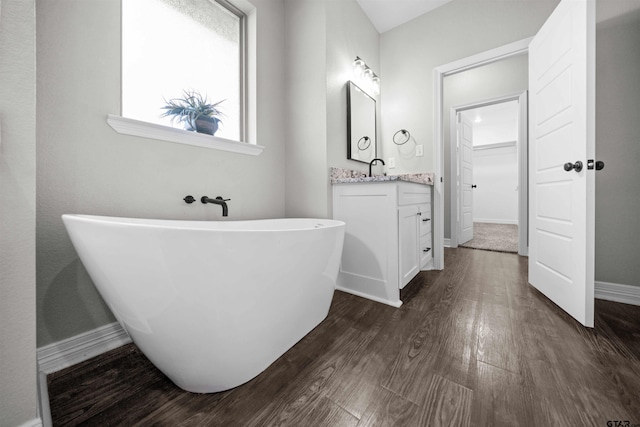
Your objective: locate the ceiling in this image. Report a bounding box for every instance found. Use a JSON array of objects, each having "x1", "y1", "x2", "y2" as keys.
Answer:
[
  {"x1": 356, "y1": 1, "x2": 640, "y2": 34},
  {"x1": 355, "y1": 0, "x2": 453, "y2": 33}
]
